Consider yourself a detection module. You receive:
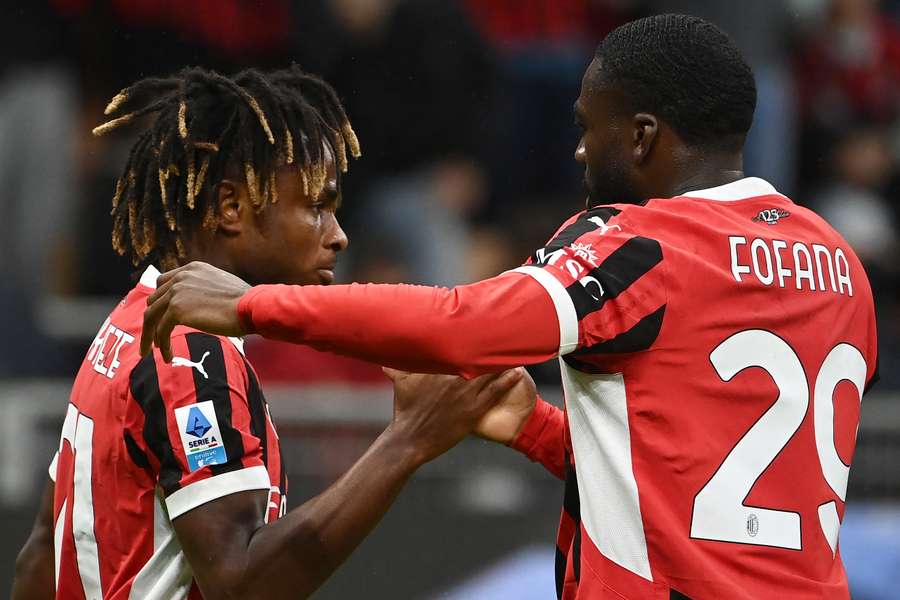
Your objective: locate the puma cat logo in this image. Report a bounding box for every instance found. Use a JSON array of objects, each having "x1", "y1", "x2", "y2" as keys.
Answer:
[{"x1": 171, "y1": 351, "x2": 211, "y2": 379}]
